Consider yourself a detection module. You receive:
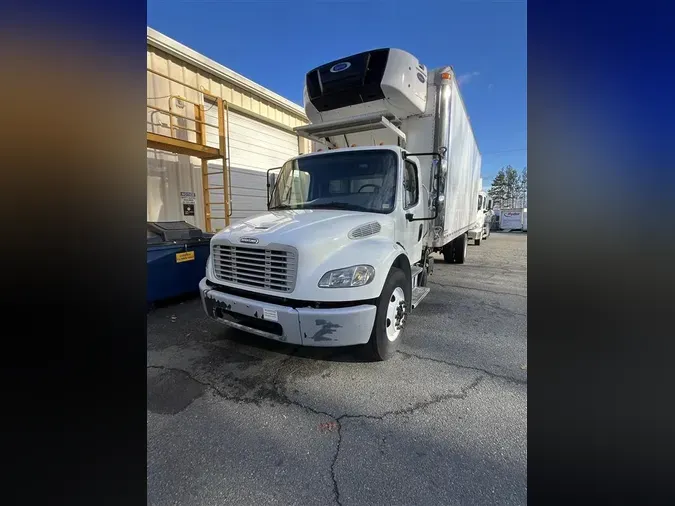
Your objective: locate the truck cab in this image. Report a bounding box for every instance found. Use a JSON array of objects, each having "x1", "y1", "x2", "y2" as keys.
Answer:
[
  {"x1": 469, "y1": 187, "x2": 490, "y2": 246},
  {"x1": 267, "y1": 146, "x2": 429, "y2": 274},
  {"x1": 200, "y1": 144, "x2": 429, "y2": 360},
  {"x1": 485, "y1": 196, "x2": 495, "y2": 233}
]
